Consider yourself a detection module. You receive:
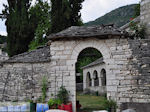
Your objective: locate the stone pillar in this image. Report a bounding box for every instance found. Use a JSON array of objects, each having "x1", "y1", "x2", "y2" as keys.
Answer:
[
  {"x1": 98, "y1": 77, "x2": 102, "y2": 86},
  {"x1": 91, "y1": 78, "x2": 94, "y2": 87},
  {"x1": 140, "y1": 0, "x2": 150, "y2": 38}
]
